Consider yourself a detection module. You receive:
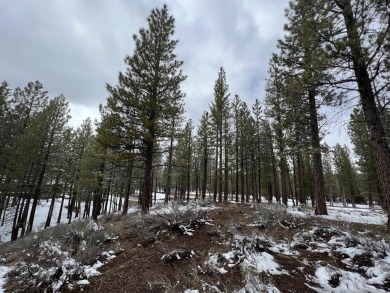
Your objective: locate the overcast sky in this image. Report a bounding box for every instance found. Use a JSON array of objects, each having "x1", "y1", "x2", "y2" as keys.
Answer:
[{"x1": 0, "y1": 0, "x2": 350, "y2": 146}]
